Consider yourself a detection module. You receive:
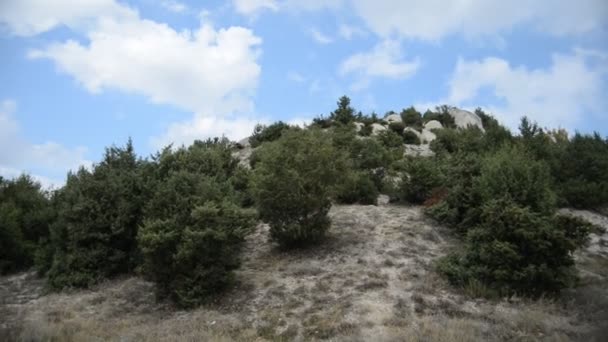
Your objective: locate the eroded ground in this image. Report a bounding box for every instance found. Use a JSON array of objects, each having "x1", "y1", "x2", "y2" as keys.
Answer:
[{"x1": 2, "y1": 204, "x2": 607, "y2": 341}]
